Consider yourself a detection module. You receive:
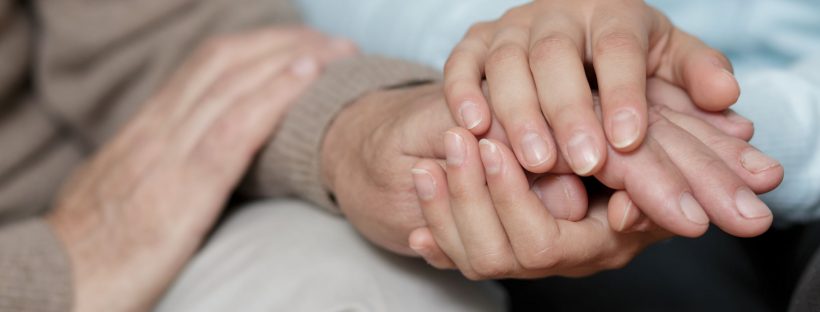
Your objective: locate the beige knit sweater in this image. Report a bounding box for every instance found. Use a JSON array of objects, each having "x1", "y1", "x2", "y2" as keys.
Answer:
[{"x1": 0, "y1": 0, "x2": 438, "y2": 310}]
